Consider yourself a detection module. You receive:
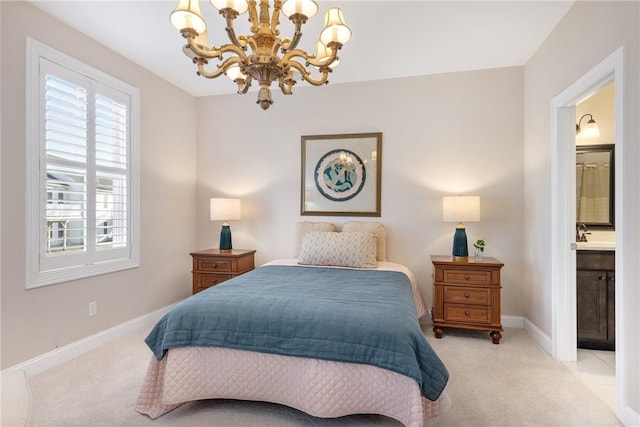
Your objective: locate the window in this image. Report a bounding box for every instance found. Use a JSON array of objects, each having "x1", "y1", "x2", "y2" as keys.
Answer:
[{"x1": 26, "y1": 39, "x2": 139, "y2": 288}]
